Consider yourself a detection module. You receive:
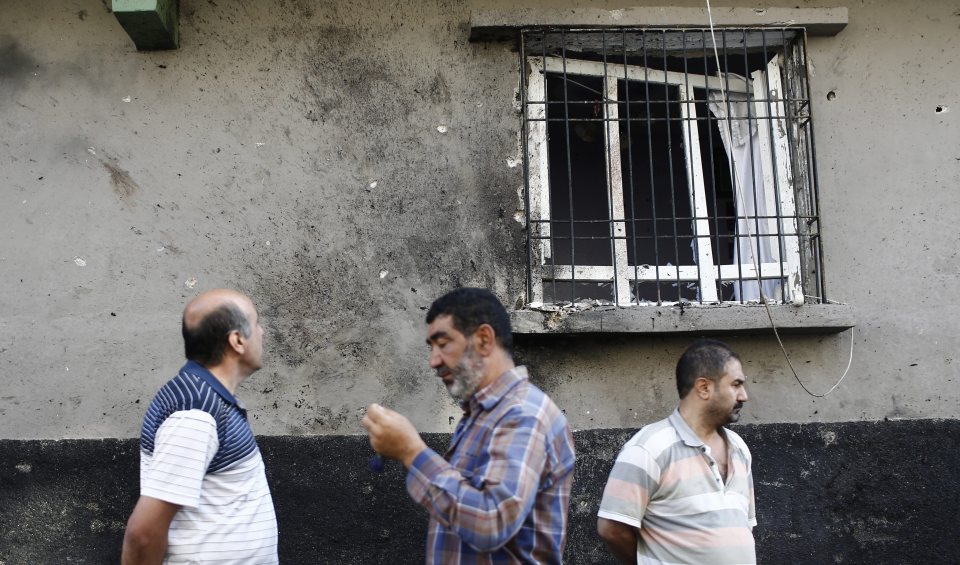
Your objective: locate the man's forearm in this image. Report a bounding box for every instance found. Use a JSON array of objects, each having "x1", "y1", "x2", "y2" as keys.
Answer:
[
  {"x1": 120, "y1": 533, "x2": 167, "y2": 565},
  {"x1": 603, "y1": 538, "x2": 638, "y2": 565},
  {"x1": 407, "y1": 448, "x2": 540, "y2": 552},
  {"x1": 598, "y1": 518, "x2": 639, "y2": 564},
  {"x1": 121, "y1": 496, "x2": 180, "y2": 565}
]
